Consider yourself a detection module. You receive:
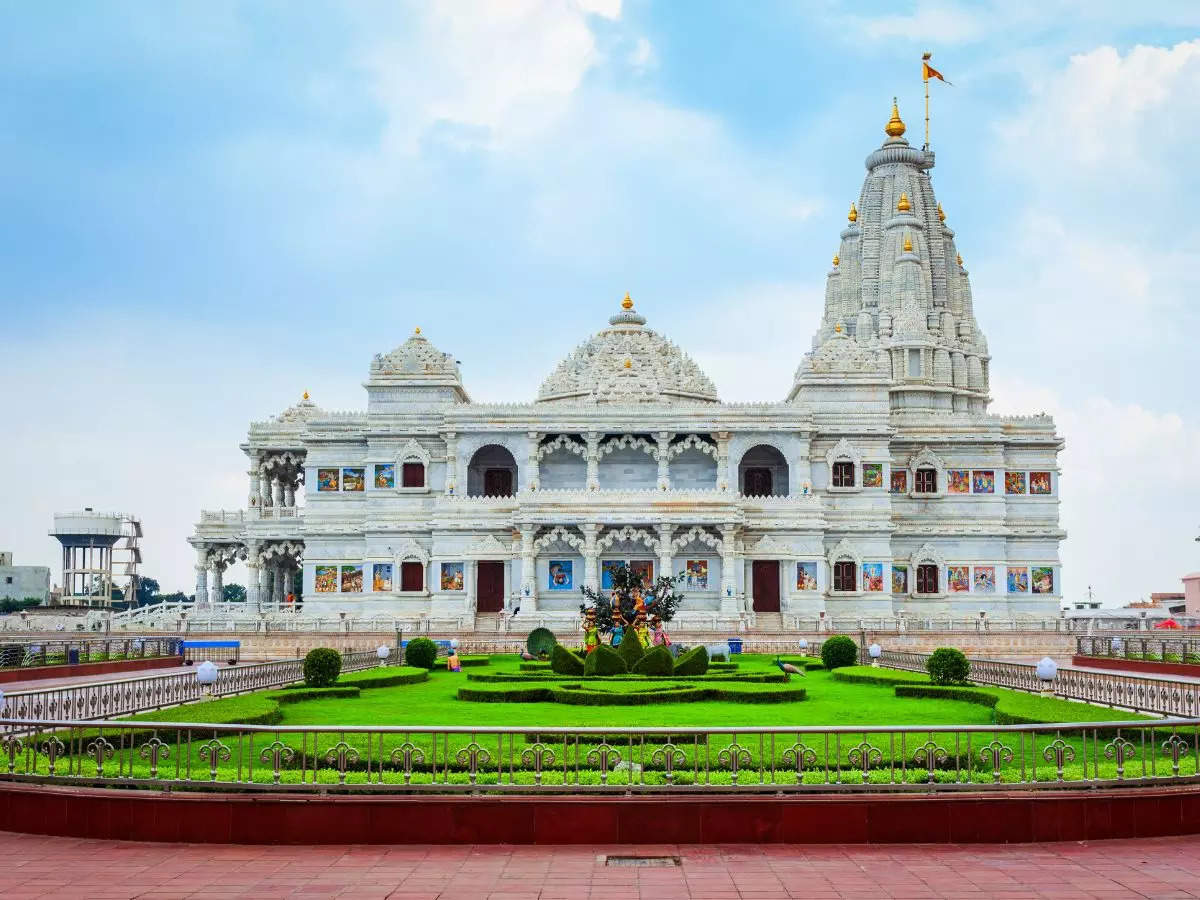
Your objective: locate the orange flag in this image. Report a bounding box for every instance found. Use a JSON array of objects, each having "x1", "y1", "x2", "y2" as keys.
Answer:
[{"x1": 922, "y1": 58, "x2": 952, "y2": 85}]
